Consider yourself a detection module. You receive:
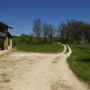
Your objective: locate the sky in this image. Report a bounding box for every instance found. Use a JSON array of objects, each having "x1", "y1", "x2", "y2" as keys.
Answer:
[{"x1": 0, "y1": 0, "x2": 90, "y2": 35}]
